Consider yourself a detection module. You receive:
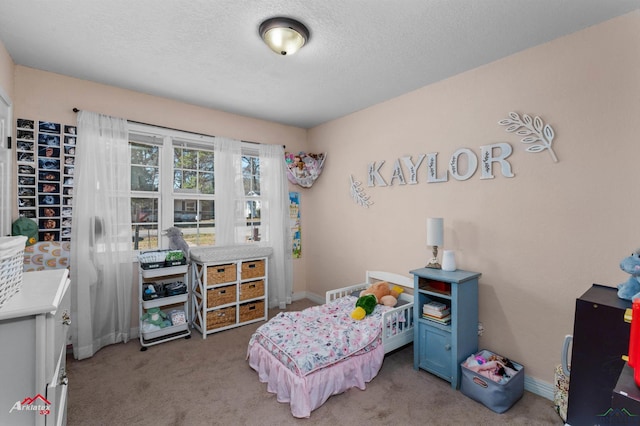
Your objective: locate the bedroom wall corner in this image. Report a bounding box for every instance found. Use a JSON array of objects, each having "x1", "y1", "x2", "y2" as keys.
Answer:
[{"x1": 304, "y1": 10, "x2": 640, "y2": 387}]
